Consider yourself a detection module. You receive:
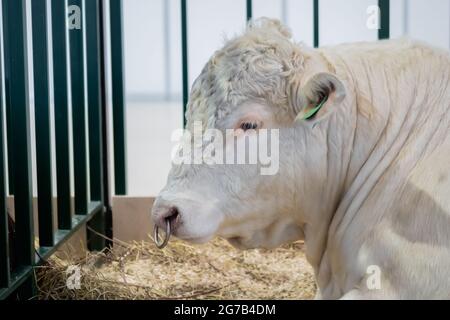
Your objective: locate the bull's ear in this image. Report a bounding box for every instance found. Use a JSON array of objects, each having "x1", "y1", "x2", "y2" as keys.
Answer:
[{"x1": 289, "y1": 72, "x2": 346, "y2": 121}]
